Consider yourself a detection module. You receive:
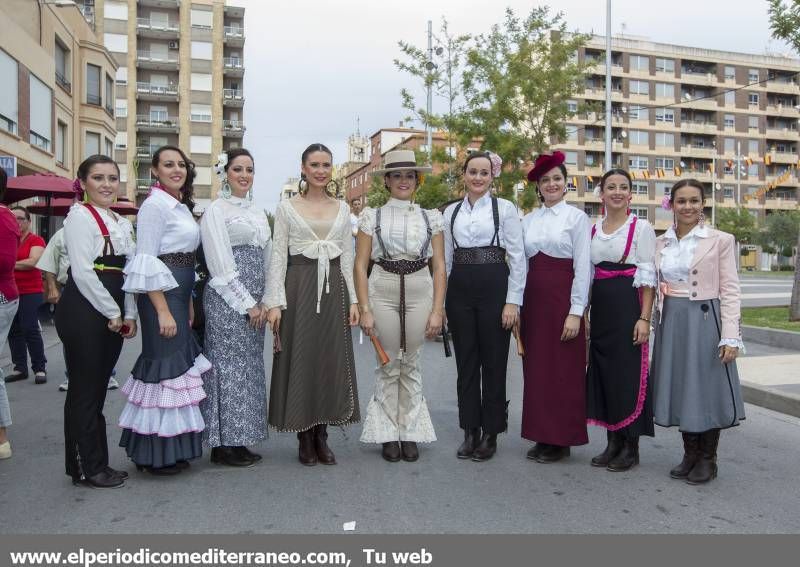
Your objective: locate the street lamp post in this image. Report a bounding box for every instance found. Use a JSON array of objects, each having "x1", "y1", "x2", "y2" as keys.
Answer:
[
  {"x1": 426, "y1": 20, "x2": 434, "y2": 160},
  {"x1": 604, "y1": 0, "x2": 613, "y2": 170}
]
